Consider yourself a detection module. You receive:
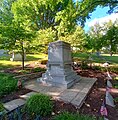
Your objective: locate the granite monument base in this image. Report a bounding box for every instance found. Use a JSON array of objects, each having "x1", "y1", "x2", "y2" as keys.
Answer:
[
  {"x1": 40, "y1": 65, "x2": 79, "y2": 89},
  {"x1": 39, "y1": 40, "x2": 79, "y2": 89}
]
